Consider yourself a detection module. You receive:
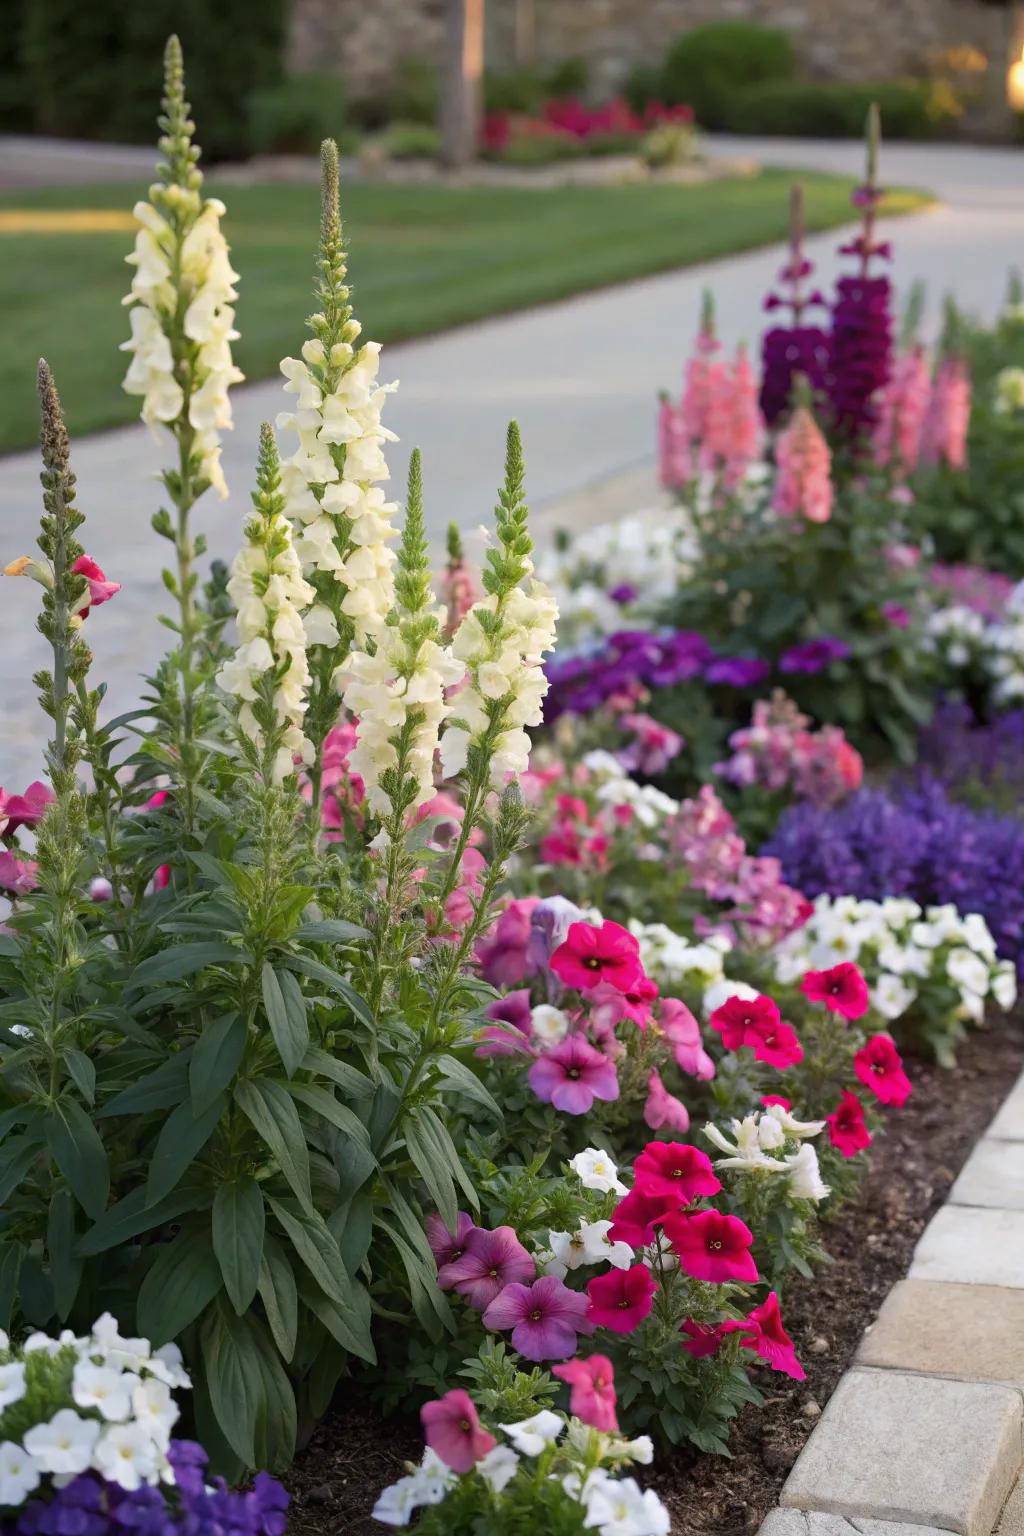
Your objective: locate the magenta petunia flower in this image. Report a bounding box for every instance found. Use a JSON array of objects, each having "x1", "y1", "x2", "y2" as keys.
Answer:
[
  {"x1": 549, "y1": 920, "x2": 643, "y2": 994},
  {"x1": 679, "y1": 1319, "x2": 735, "y2": 1359},
  {"x1": 476, "y1": 989, "x2": 534, "y2": 1057},
  {"x1": 553, "y1": 1354, "x2": 619, "y2": 1433},
  {"x1": 475, "y1": 897, "x2": 540, "y2": 988},
  {"x1": 663, "y1": 1209, "x2": 758, "y2": 1284},
  {"x1": 585, "y1": 1263, "x2": 658, "y2": 1335},
  {"x1": 608, "y1": 1188, "x2": 678, "y2": 1248},
  {"x1": 426, "y1": 1211, "x2": 475, "y2": 1269},
  {"x1": 0, "y1": 781, "x2": 54, "y2": 837},
  {"x1": 709, "y1": 993, "x2": 781, "y2": 1052},
  {"x1": 744, "y1": 1011, "x2": 804, "y2": 1071},
  {"x1": 437, "y1": 1225, "x2": 535, "y2": 1310},
  {"x1": 528, "y1": 1036, "x2": 619, "y2": 1116},
  {"x1": 854, "y1": 1034, "x2": 912, "y2": 1107},
  {"x1": 802, "y1": 962, "x2": 870, "y2": 1020},
  {"x1": 420, "y1": 1389, "x2": 496, "y2": 1473},
  {"x1": 482, "y1": 1274, "x2": 593, "y2": 1361},
  {"x1": 730, "y1": 1291, "x2": 805, "y2": 1380},
  {"x1": 826, "y1": 1090, "x2": 872, "y2": 1158},
  {"x1": 780, "y1": 637, "x2": 850, "y2": 675},
  {"x1": 633, "y1": 1141, "x2": 720, "y2": 1204}
]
